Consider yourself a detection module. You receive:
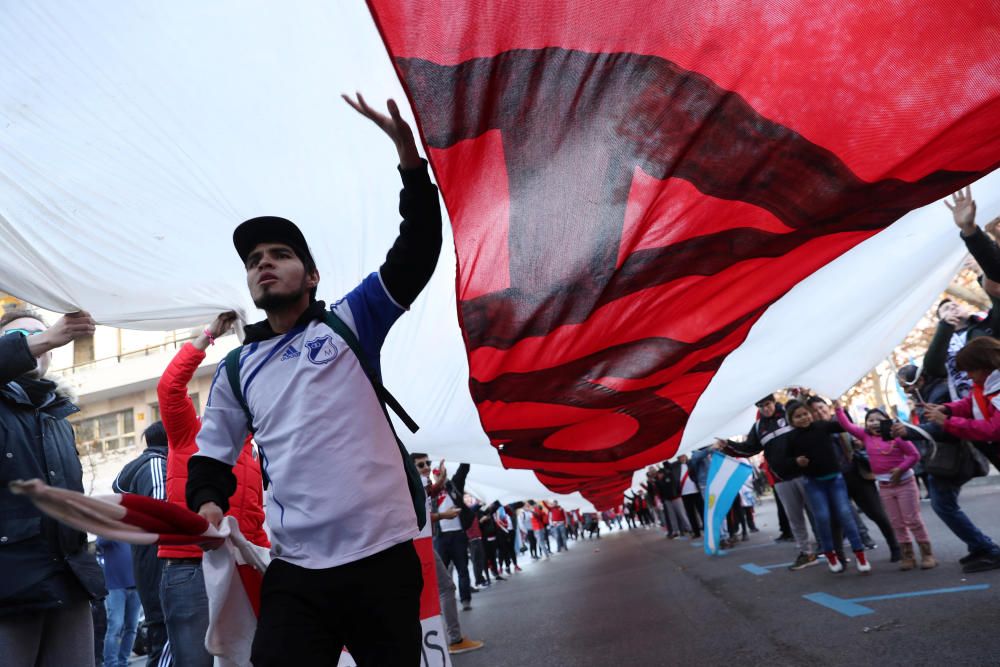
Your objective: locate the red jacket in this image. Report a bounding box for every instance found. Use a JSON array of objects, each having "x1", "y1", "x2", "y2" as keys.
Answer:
[{"x1": 157, "y1": 343, "x2": 269, "y2": 559}]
